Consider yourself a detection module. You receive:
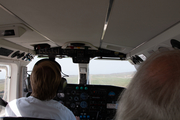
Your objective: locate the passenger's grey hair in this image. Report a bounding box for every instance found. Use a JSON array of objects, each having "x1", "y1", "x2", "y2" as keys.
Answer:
[{"x1": 115, "y1": 50, "x2": 180, "y2": 120}]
